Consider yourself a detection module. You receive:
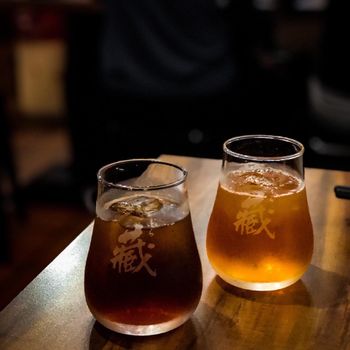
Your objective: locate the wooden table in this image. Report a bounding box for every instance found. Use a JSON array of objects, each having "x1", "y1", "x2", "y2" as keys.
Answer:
[{"x1": 1, "y1": 155, "x2": 350, "y2": 349}]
